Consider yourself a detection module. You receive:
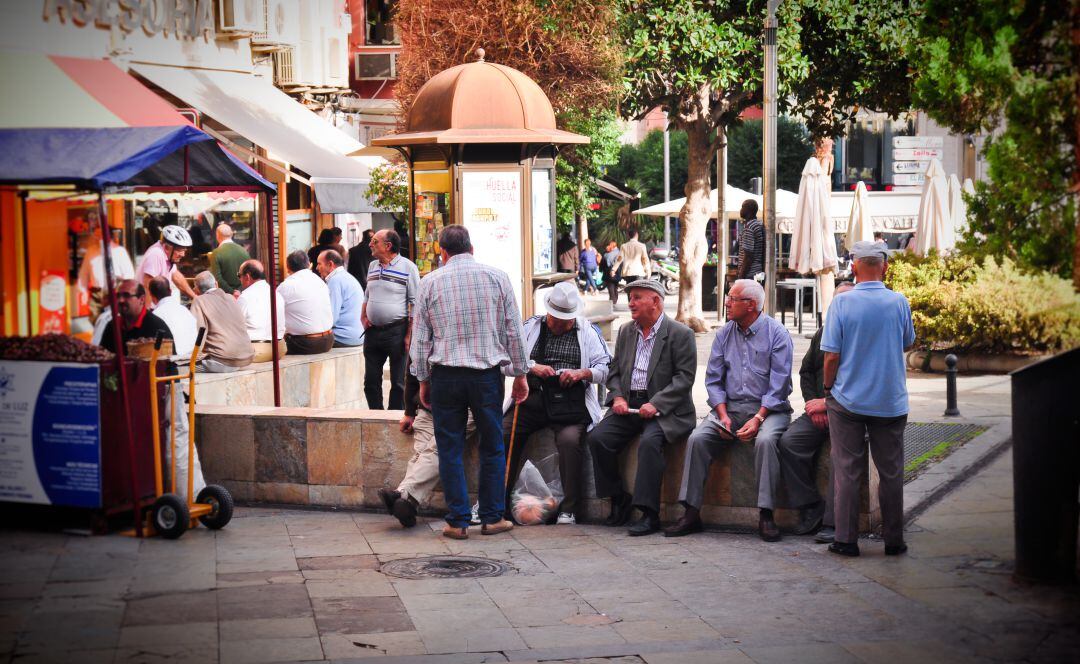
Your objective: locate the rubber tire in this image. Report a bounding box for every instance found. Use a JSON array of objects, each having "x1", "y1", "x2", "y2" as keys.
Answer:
[
  {"x1": 664, "y1": 279, "x2": 679, "y2": 295},
  {"x1": 152, "y1": 493, "x2": 189, "y2": 540},
  {"x1": 196, "y1": 484, "x2": 234, "y2": 530}
]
